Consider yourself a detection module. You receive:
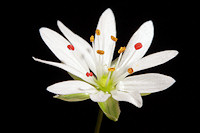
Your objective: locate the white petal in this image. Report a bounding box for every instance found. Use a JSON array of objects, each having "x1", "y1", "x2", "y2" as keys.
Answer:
[
  {"x1": 47, "y1": 80, "x2": 98, "y2": 95},
  {"x1": 57, "y1": 20, "x2": 93, "y2": 51},
  {"x1": 90, "y1": 91, "x2": 111, "y2": 102},
  {"x1": 111, "y1": 90, "x2": 143, "y2": 108},
  {"x1": 95, "y1": 8, "x2": 116, "y2": 68},
  {"x1": 132, "y1": 50, "x2": 178, "y2": 72},
  {"x1": 119, "y1": 21, "x2": 154, "y2": 68},
  {"x1": 33, "y1": 57, "x2": 97, "y2": 85},
  {"x1": 39, "y1": 27, "x2": 89, "y2": 72},
  {"x1": 116, "y1": 73, "x2": 175, "y2": 94},
  {"x1": 57, "y1": 21, "x2": 96, "y2": 74}
]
